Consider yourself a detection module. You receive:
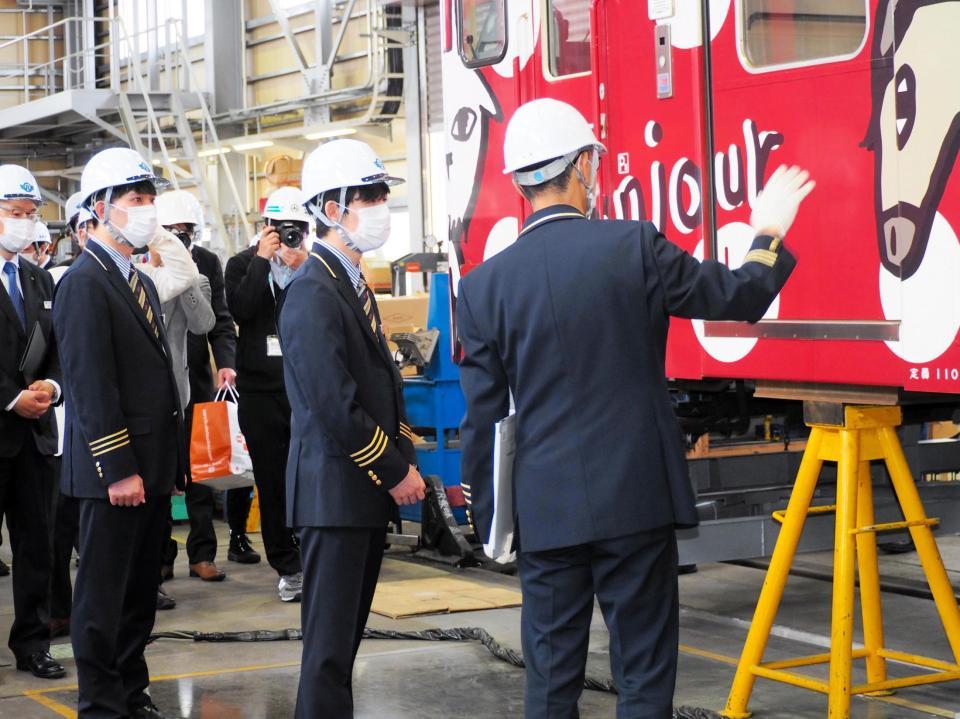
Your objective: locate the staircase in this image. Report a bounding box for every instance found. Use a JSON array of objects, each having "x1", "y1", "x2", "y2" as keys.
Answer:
[{"x1": 0, "y1": 13, "x2": 249, "y2": 255}]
